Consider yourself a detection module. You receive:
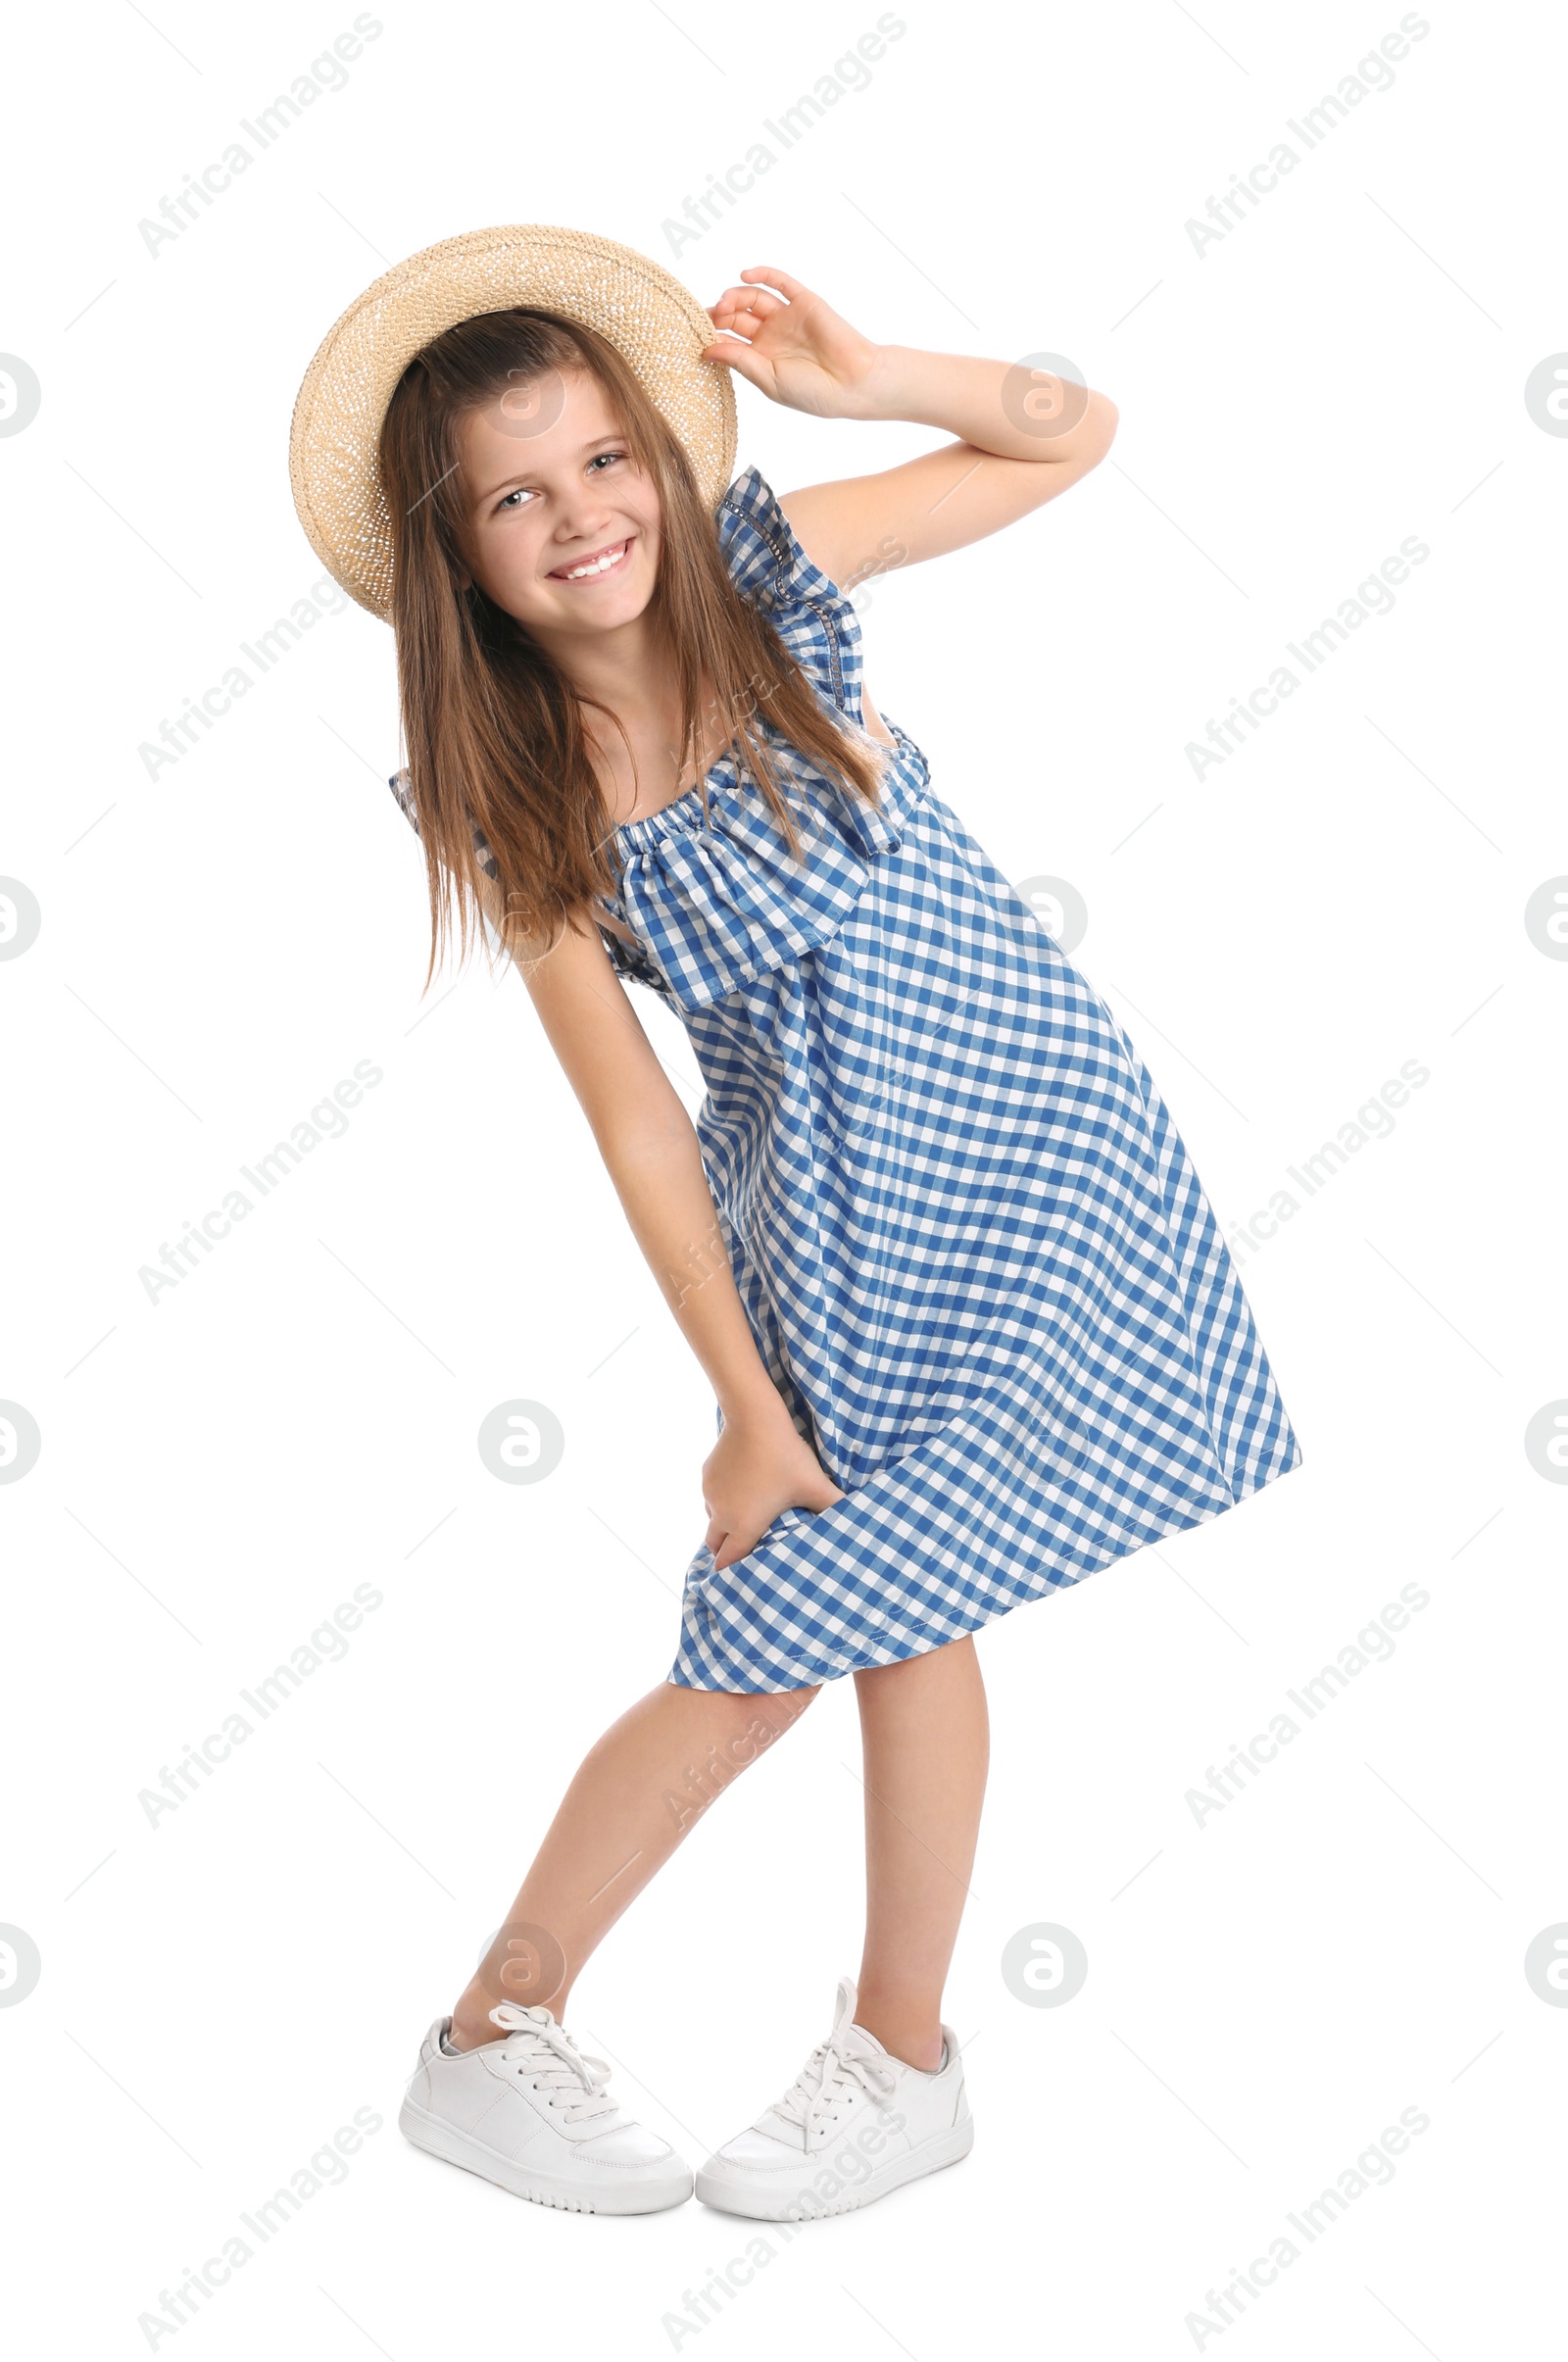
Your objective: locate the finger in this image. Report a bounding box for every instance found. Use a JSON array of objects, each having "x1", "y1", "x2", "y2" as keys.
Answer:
[
  {"x1": 706, "y1": 305, "x2": 778, "y2": 346},
  {"x1": 711, "y1": 1525, "x2": 760, "y2": 1571},
  {"x1": 700, "y1": 340, "x2": 772, "y2": 390},
  {"x1": 710, "y1": 284, "x2": 786, "y2": 319},
  {"x1": 738, "y1": 265, "x2": 807, "y2": 302},
  {"x1": 712, "y1": 309, "x2": 772, "y2": 342}
]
